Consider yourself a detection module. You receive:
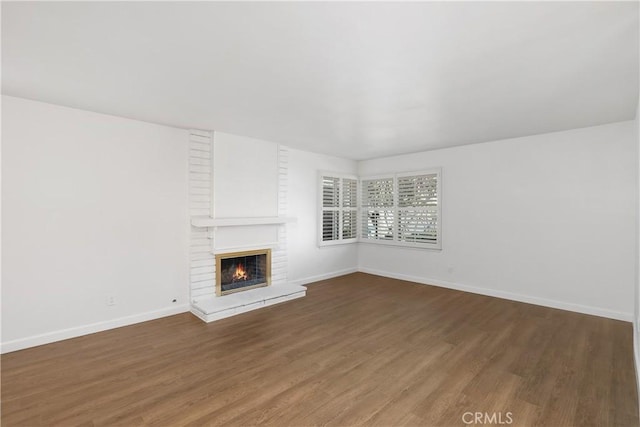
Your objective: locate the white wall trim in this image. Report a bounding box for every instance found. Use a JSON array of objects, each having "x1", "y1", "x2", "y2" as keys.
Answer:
[
  {"x1": 359, "y1": 267, "x2": 634, "y2": 322},
  {"x1": 289, "y1": 267, "x2": 359, "y2": 287},
  {"x1": 0, "y1": 304, "x2": 190, "y2": 354}
]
